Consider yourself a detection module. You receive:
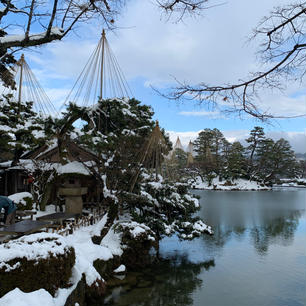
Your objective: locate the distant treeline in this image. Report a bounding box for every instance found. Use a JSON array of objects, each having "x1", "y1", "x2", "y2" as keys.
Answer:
[{"x1": 168, "y1": 127, "x2": 306, "y2": 185}]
